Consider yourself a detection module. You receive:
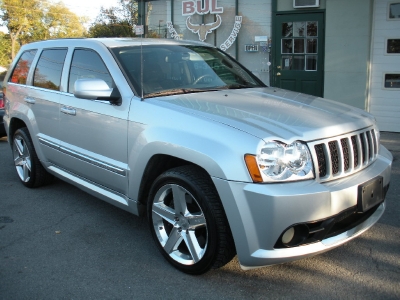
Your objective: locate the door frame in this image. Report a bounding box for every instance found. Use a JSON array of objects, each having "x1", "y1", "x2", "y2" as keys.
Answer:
[{"x1": 271, "y1": 8, "x2": 326, "y2": 96}]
